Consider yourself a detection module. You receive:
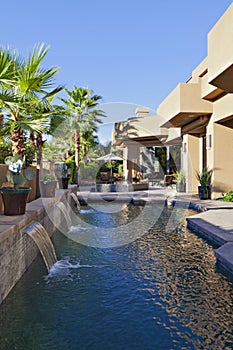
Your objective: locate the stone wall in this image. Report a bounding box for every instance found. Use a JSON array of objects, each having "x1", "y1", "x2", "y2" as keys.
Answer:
[{"x1": 0, "y1": 187, "x2": 77, "y2": 304}]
